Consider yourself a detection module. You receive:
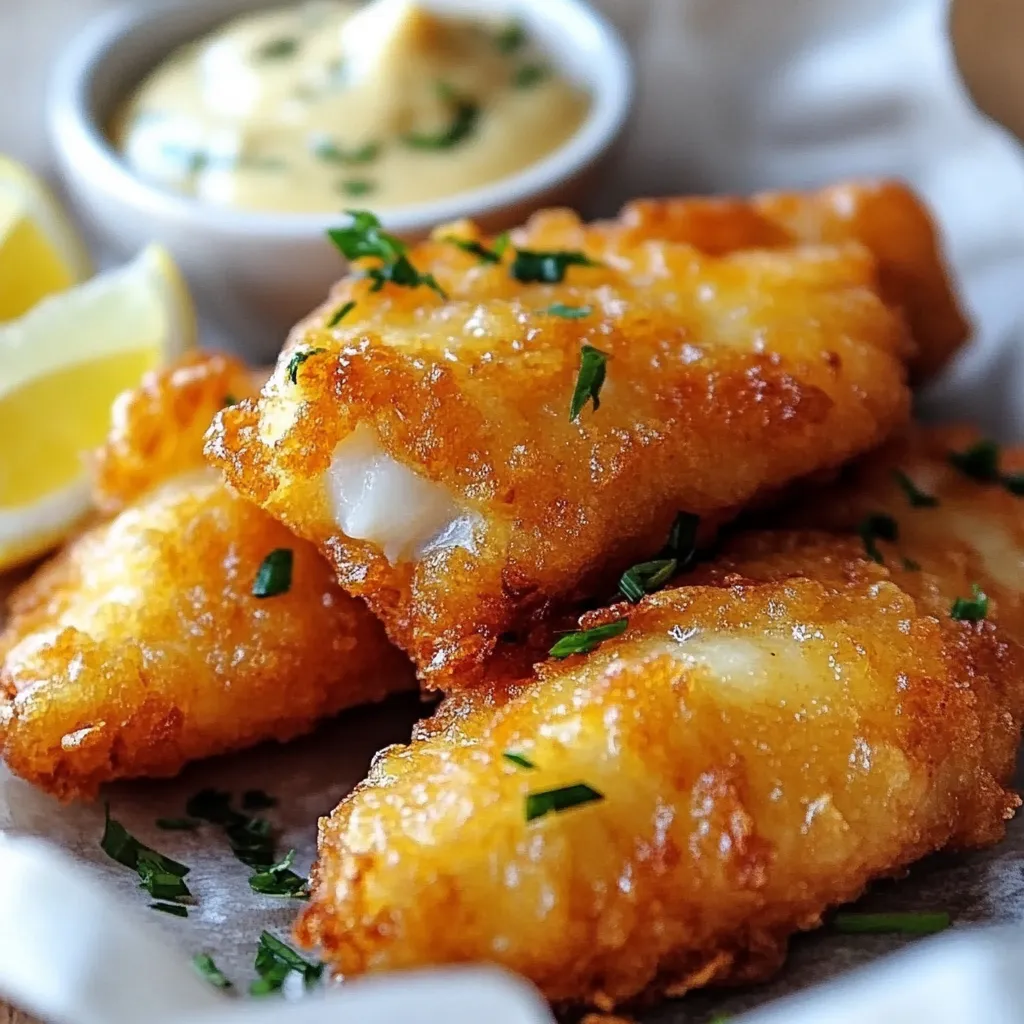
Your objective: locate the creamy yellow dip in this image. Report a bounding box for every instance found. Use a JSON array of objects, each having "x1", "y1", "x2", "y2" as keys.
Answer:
[{"x1": 116, "y1": 0, "x2": 591, "y2": 214}]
